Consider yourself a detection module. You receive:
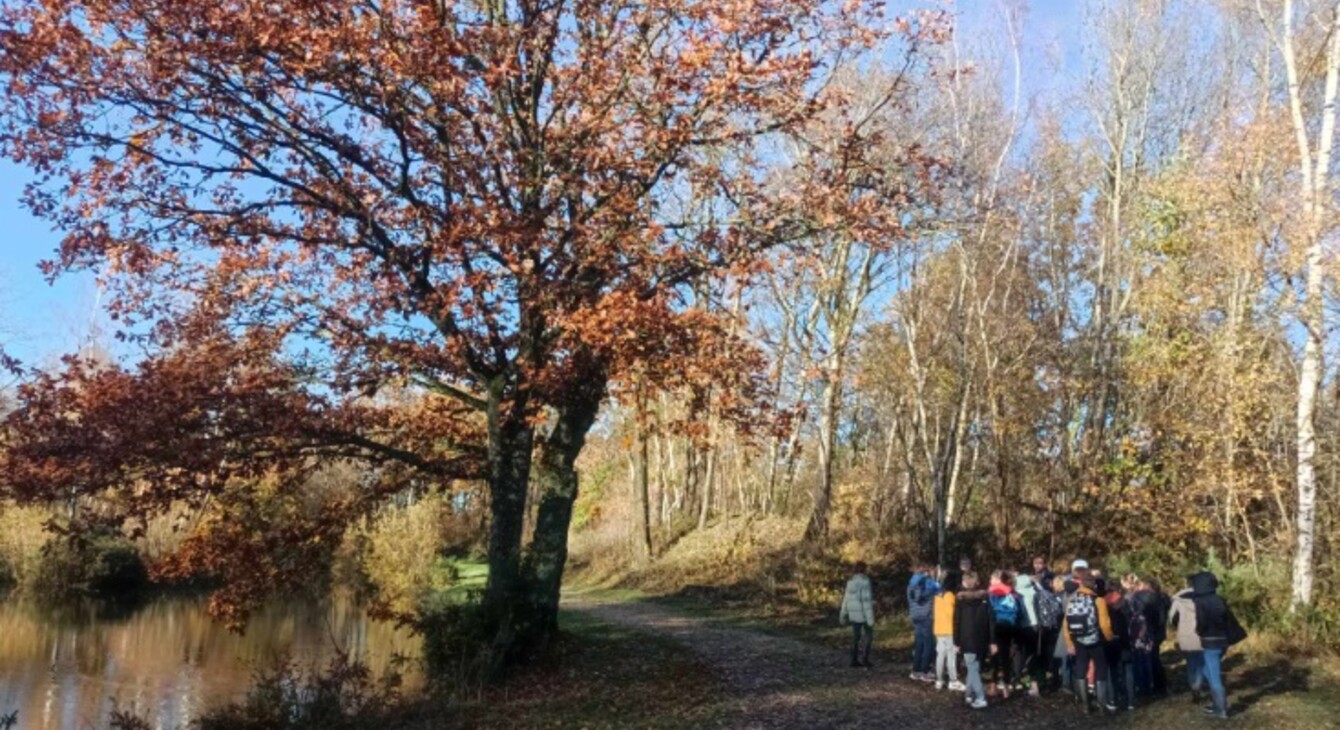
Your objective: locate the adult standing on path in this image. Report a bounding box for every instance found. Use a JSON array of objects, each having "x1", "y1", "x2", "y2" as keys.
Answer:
[
  {"x1": 840, "y1": 561, "x2": 876, "y2": 668},
  {"x1": 1170, "y1": 576, "x2": 1205, "y2": 703},
  {"x1": 1189, "y1": 571, "x2": 1247, "y2": 720}
]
